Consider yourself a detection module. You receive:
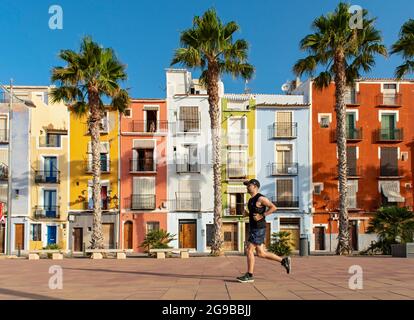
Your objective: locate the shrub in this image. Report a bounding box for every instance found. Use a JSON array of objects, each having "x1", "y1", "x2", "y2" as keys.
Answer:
[
  {"x1": 140, "y1": 229, "x2": 176, "y2": 256},
  {"x1": 268, "y1": 231, "x2": 293, "y2": 256}
]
